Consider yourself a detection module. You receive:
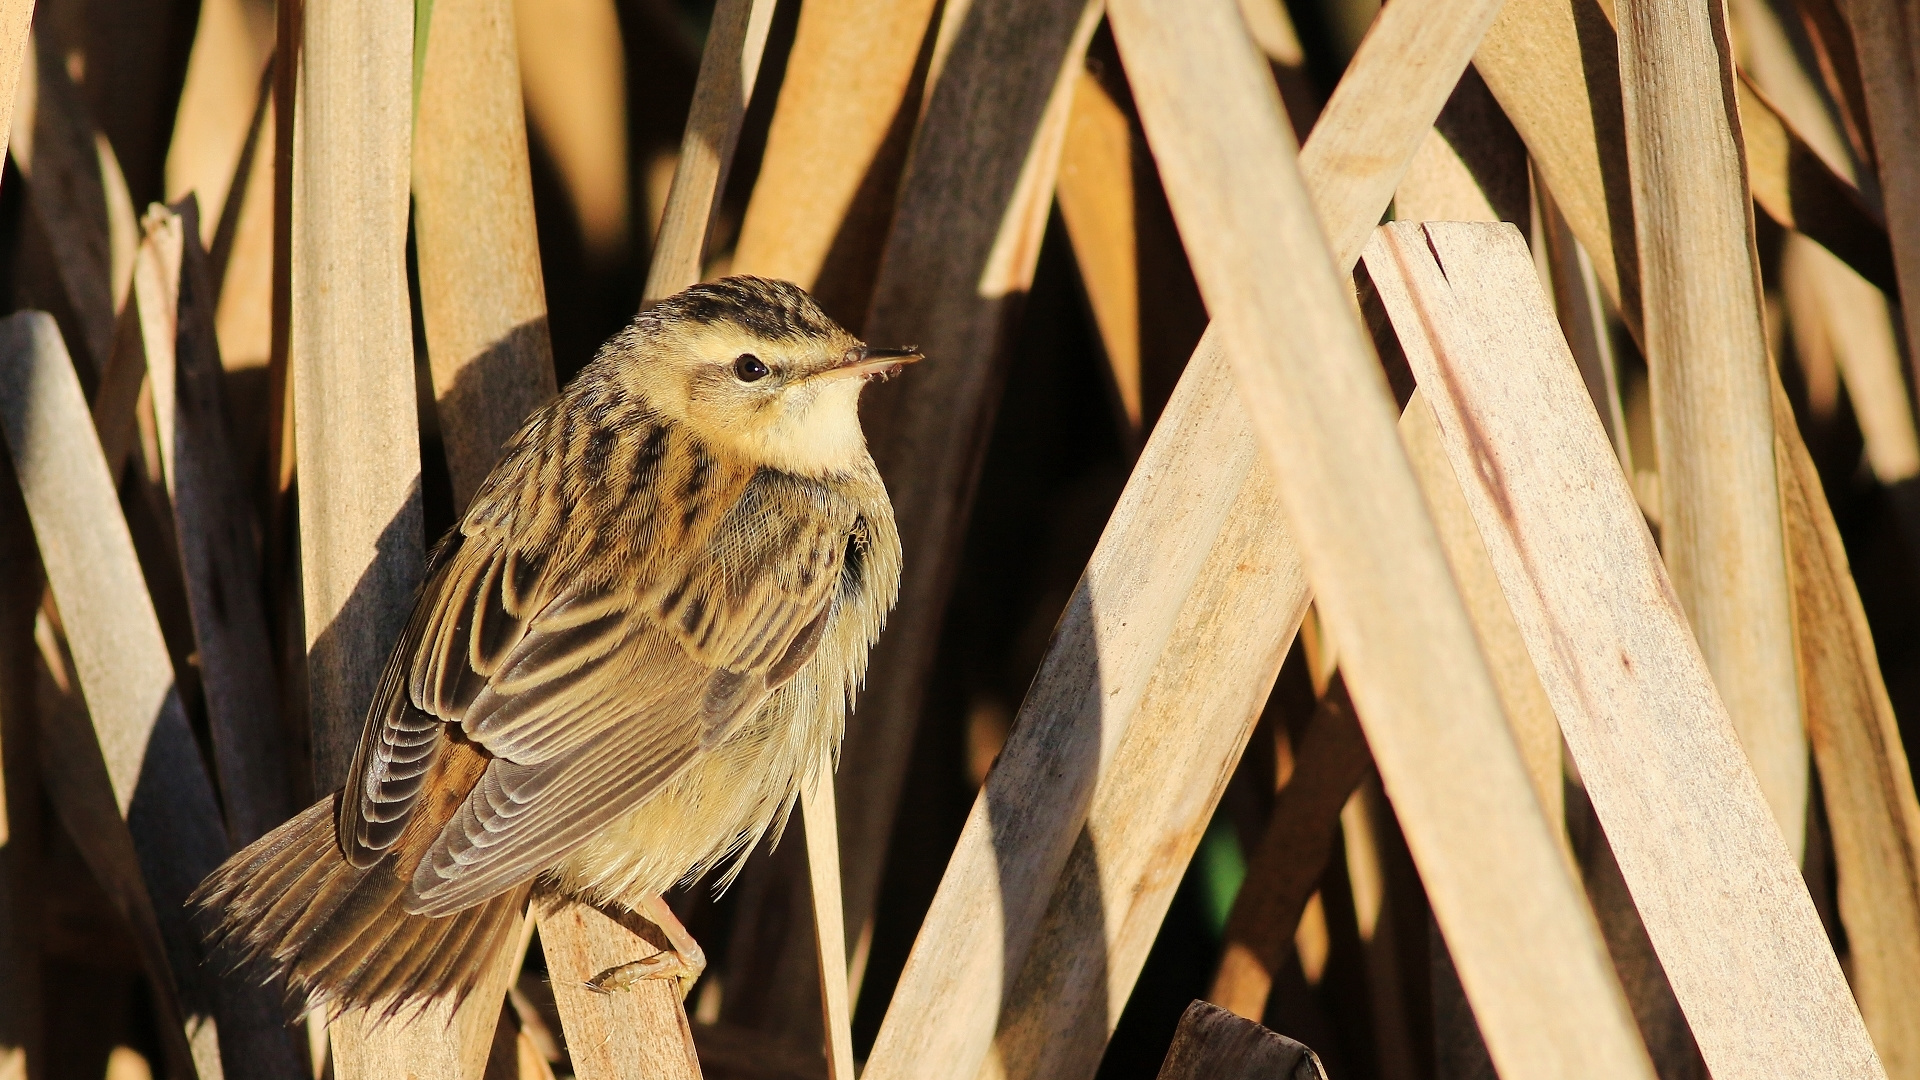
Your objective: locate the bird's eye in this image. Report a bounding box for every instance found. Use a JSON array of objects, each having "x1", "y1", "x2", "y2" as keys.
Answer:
[{"x1": 733, "y1": 353, "x2": 770, "y2": 382}]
